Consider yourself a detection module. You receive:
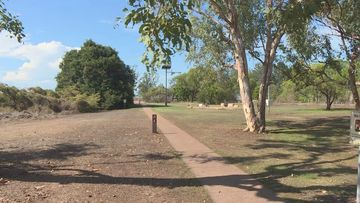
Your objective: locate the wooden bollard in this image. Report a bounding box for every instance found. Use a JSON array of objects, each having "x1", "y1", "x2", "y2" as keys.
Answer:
[{"x1": 152, "y1": 114, "x2": 157, "y2": 133}]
